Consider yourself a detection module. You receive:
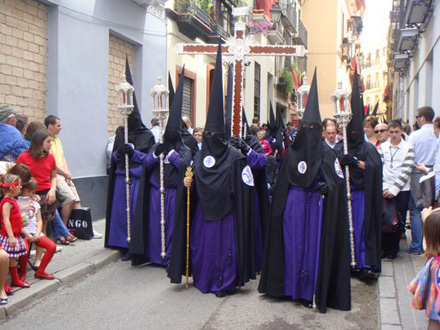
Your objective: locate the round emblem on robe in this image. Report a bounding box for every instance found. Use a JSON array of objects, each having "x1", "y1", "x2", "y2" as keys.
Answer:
[
  {"x1": 241, "y1": 165, "x2": 254, "y2": 186},
  {"x1": 334, "y1": 158, "x2": 344, "y2": 179},
  {"x1": 297, "y1": 161, "x2": 307, "y2": 174},
  {"x1": 203, "y1": 156, "x2": 216, "y2": 168}
]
